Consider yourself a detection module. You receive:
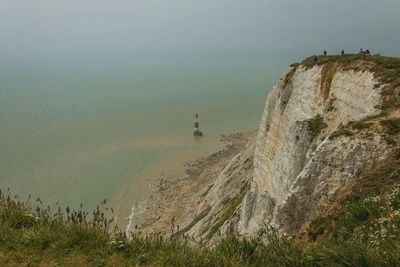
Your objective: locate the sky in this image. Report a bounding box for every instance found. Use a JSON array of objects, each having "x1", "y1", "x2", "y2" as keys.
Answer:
[{"x1": 0, "y1": 0, "x2": 399, "y2": 73}]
